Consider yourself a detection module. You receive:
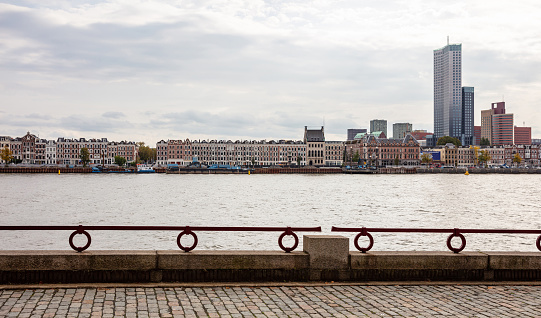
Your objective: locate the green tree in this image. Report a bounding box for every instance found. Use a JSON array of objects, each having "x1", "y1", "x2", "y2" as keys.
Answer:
[
  {"x1": 352, "y1": 151, "x2": 360, "y2": 163},
  {"x1": 477, "y1": 150, "x2": 491, "y2": 168},
  {"x1": 138, "y1": 145, "x2": 153, "y2": 163},
  {"x1": 512, "y1": 153, "x2": 522, "y2": 167},
  {"x1": 394, "y1": 155, "x2": 400, "y2": 166},
  {"x1": 296, "y1": 156, "x2": 301, "y2": 166},
  {"x1": 480, "y1": 137, "x2": 490, "y2": 146},
  {"x1": 1, "y1": 146, "x2": 13, "y2": 166},
  {"x1": 114, "y1": 156, "x2": 127, "y2": 167},
  {"x1": 437, "y1": 136, "x2": 462, "y2": 147},
  {"x1": 79, "y1": 147, "x2": 90, "y2": 167},
  {"x1": 420, "y1": 153, "x2": 432, "y2": 165}
]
